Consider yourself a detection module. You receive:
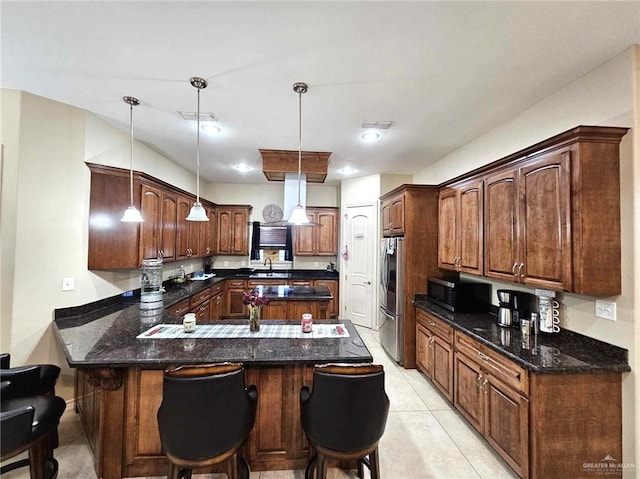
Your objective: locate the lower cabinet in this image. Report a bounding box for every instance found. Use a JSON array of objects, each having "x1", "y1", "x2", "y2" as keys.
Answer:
[
  {"x1": 226, "y1": 279, "x2": 248, "y2": 318},
  {"x1": 415, "y1": 306, "x2": 623, "y2": 479},
  {"x1": 313, "y1": 279, "x2": 338, "y2": 319}
]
